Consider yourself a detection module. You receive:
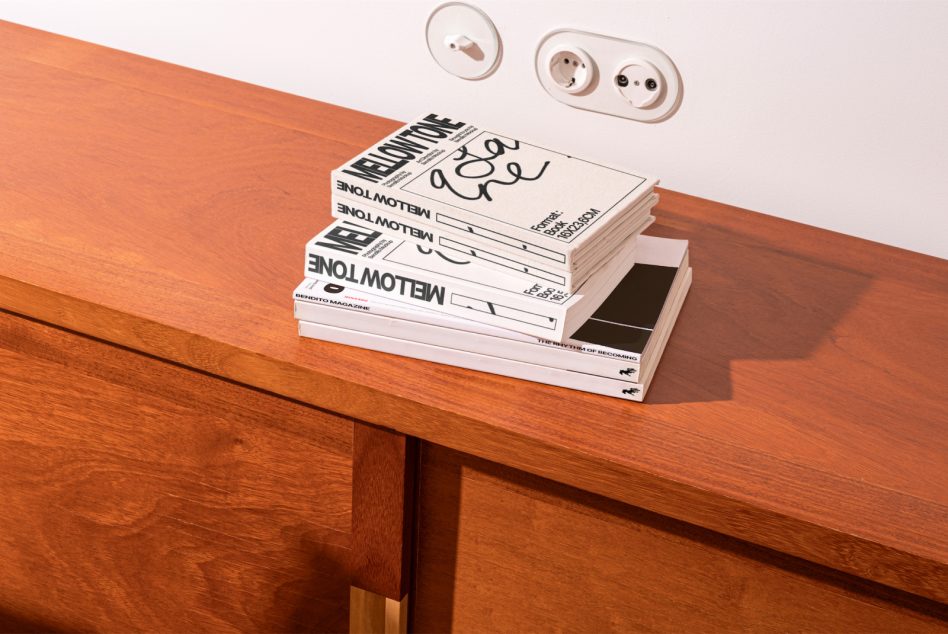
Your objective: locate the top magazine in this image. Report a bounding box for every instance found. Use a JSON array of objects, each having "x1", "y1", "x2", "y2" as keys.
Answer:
[{"x1": 332, "y1": 113, "x2": 658, "y2": 269}]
